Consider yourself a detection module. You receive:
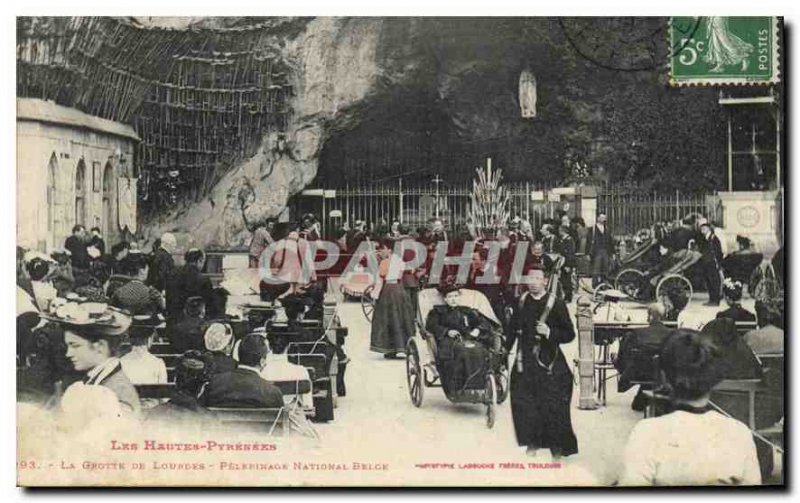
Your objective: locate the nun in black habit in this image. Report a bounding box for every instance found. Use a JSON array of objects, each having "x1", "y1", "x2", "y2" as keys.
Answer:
[{"x1": 507, "y1": 265, "x2": 578, "y2": 458}]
